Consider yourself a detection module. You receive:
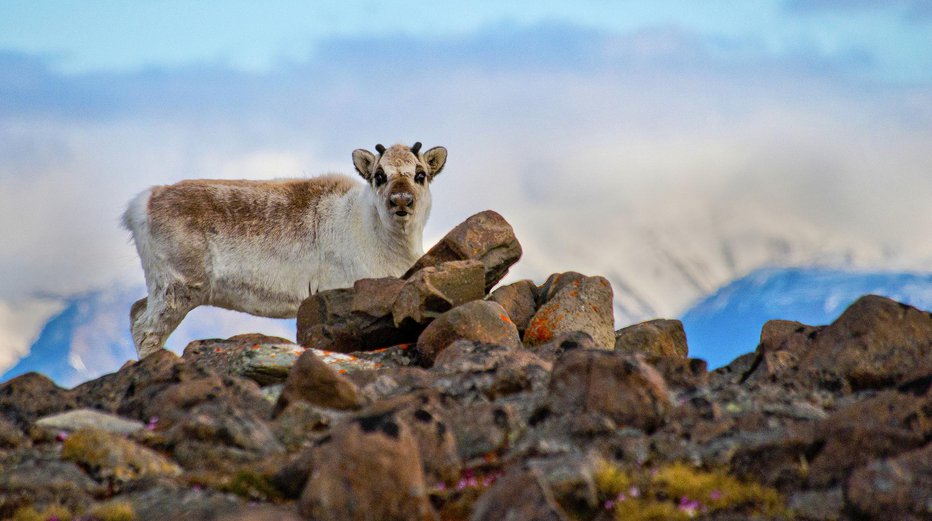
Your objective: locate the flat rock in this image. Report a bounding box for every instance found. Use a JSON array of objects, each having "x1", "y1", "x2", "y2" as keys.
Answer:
[
  {"x1": 524, "y1": 275, "x2": 615, "y2": 350},
  {"x1": 403, "y1": 210, "x2": 522, "y2": 292},
  {"x1": 614, "y1": 319, "x2": 688, "y2": 358},
  {"x1": 416, "y1": 301, "x2": 521, "y2": 367},
  {"x1": 183, "y1": 334, "x2": 303, "y2": 385},
  {"x1": 35, "y1": 409, "x2": 144, "y2": 435}
]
